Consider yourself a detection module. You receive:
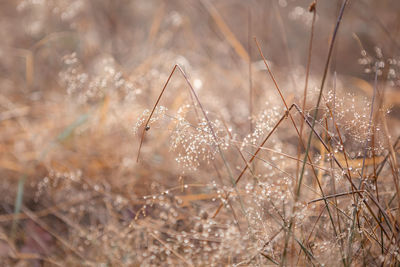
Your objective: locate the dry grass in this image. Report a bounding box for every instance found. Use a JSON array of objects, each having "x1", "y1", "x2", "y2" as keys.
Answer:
[{"x1": 1, "y1": 0, "x2": 400, "y2": 266}]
